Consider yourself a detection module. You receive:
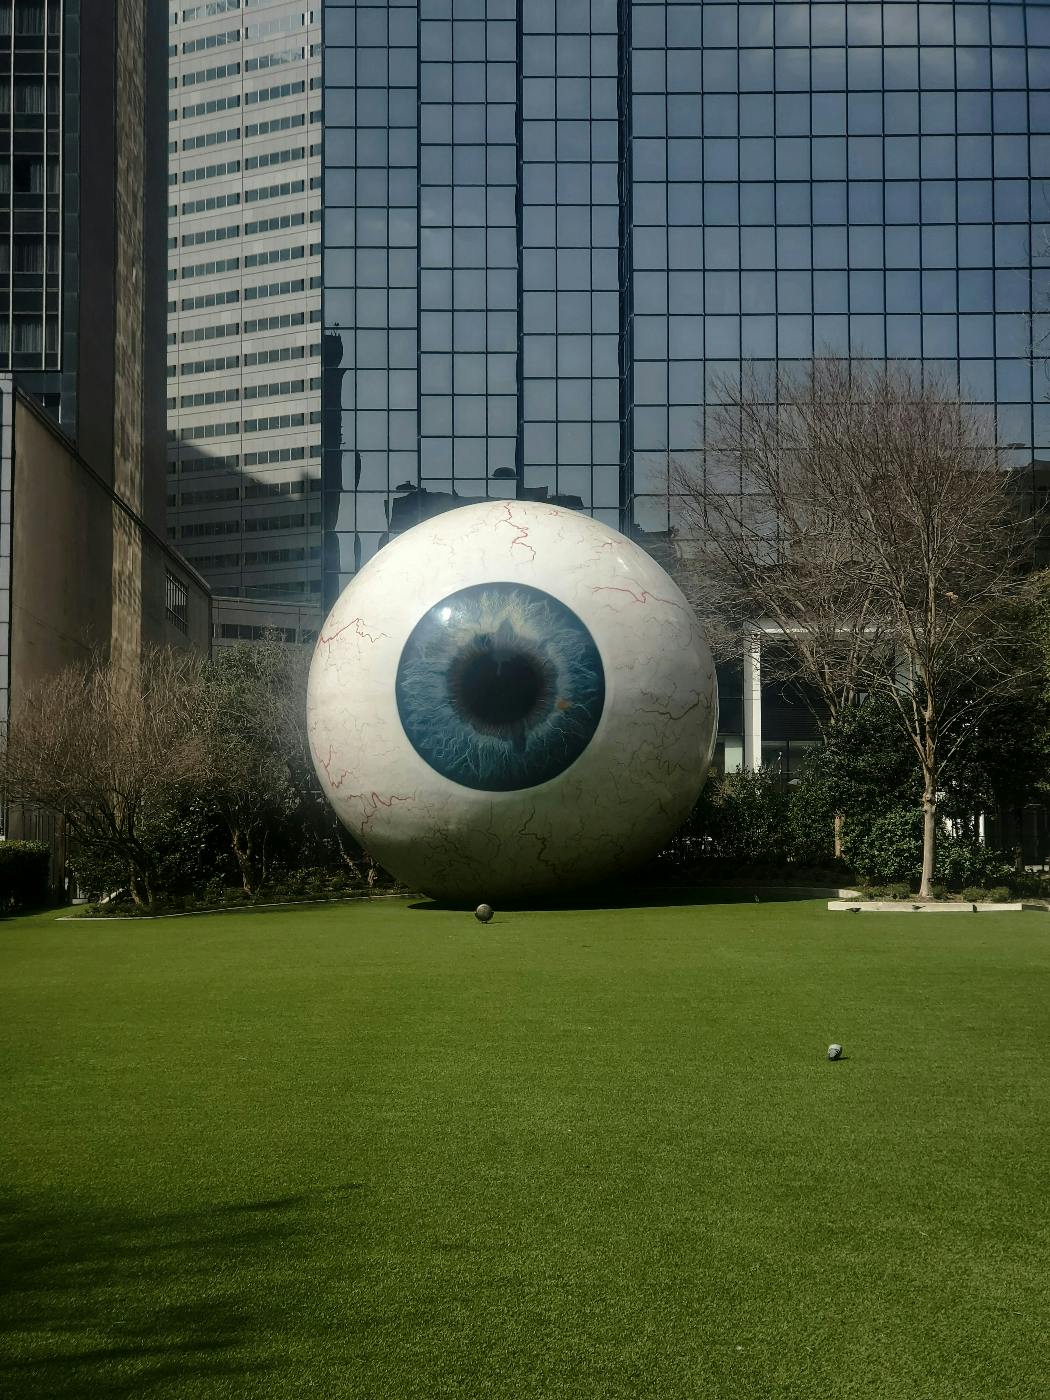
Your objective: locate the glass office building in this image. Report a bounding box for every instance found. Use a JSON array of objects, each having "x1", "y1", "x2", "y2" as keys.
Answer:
[
  {"x1": 0, "y1": 0, "x2": 78, "y2": 425},
  {"x1": 0, "y1": 0, "x2": 169, "y2": 474},
  {"x1": 322, "y1": 0, "x2": 1050, "y2": 768}
]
